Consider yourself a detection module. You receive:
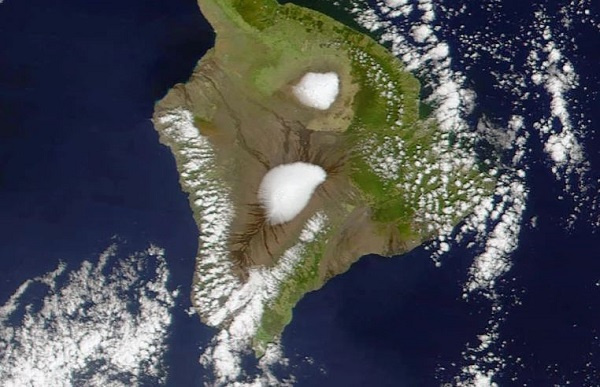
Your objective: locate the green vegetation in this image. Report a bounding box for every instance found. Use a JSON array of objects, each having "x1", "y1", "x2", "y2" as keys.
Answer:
[
  {"x1": 222, "y1": 0, "x2": 431, "y2": 345},
  {"x1": 207, "y1": 0, "x2": 429, "y2": 226},
  {"x1": 253, "y1": 227, "x2": 329, "y2": 356},
  {"x1": 178, "y1": 0, "x2": 495, "y2": 353}
]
